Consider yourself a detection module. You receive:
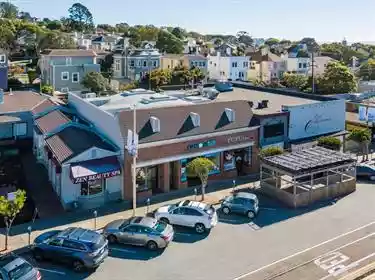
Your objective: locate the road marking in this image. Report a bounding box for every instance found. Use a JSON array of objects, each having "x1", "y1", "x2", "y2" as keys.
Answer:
[
  {"x1": 219, "y1": 218, "x2": 240, "y2": 223},
  {"x1": 259, "y1": 207, "x2": 278, "y2": 211},
  {"x1": 248, "y1": 222, "x2": 261, "y2": 230},
  {"x1": 110, "y1": 247, "x2": 137, "y2": 254},
  {"x1": 318, "y1": 252, "x2": 375, "y2": 280},
  {"x1": 37, "y1": 268, "x2": 66, "y2": 275},
  {"x1": 232, "y1": 220, "x2": 375, "y2": 280}
]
